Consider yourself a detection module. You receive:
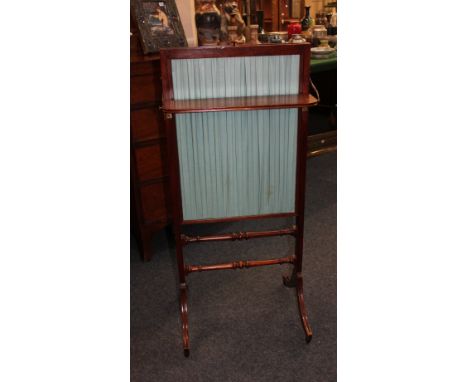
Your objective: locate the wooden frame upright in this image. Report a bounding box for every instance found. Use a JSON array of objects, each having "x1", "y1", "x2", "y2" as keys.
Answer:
[{"x1": 160, "y1": 44, "x2": 317, "y2": 356}]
